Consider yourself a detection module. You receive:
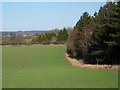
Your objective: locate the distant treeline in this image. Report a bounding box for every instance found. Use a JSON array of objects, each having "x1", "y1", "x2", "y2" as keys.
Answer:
[
  {"x1": 31, "y1": 28, "x2": 69, "y2": 44},
  {"x1": 2, "y1": 33, "x2": 32, "y2": 45},
  {"x1": 66, "y1": 2, "x2": 120, "y2": 65},
  {"x1": 2, "y1": 28, "x2": 72, "y2": 45}
]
